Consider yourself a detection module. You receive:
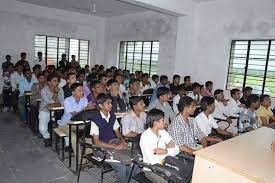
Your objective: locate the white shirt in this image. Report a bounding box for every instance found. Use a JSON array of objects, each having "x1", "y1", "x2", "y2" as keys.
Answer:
[
  {"x1": 119, "y1": 84, "x2": 126, "y2": 93},
  {"x1": 149, "y1": 79, "x2": 157, "y2": 89},
  {"x1": 121, "y1": 110, "x2": 146, "y2": 136},
  {"x1": 173, "y1": 94, "x2": 181, "y2": 114},
  {"x1": 139, "y1": 82, "x2": 150, "y2": 93},
  {"x1": 187, "y1": 92, "x2": 201, "y2": 101},
  {"x1": 58, "y1": 78, "x2": 67, "y2": 88},
  {"x1": 31, "y1": 73, "x2": 38, "y2": 84},
  {"x1": 10, "y1": 71, "x2": 24, "y2": 91},
  {"x1": 34, "y1": 58, "x2": 46, "y2": 70},
  {"x1": 140, "y1": 128, "x2": 179, "y2": 165},
  {"x1": 90, "y1": 111, "x2": 120, "y2": 136},
  {"x1": 227, "y1": 98, "x2": 244, "y2": 117},
  {"x1": 194, "y1": 112, "x2": 218, "y2": 136},
  {"x1": 212, "y1": 100, "x2": 230, "y2": 120}
]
